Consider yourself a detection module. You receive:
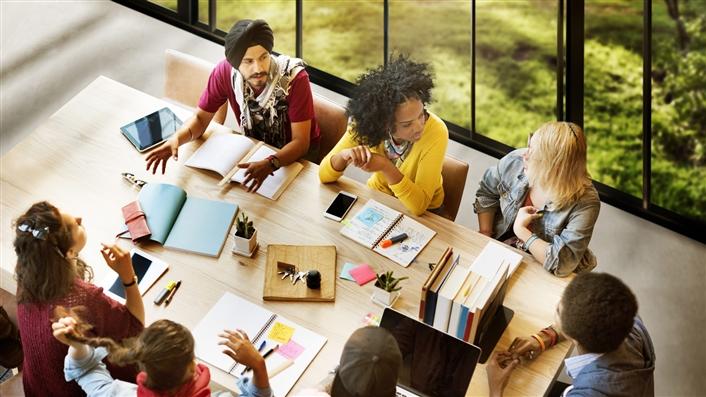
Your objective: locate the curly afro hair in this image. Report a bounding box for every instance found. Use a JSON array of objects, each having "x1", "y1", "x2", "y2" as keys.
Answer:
[
  {"x1": 346, "y1": 55, "x2": 434, "y2": 147},
  {"x1": 560, "y1": 272, "x2": 638, "y2": 353}
]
